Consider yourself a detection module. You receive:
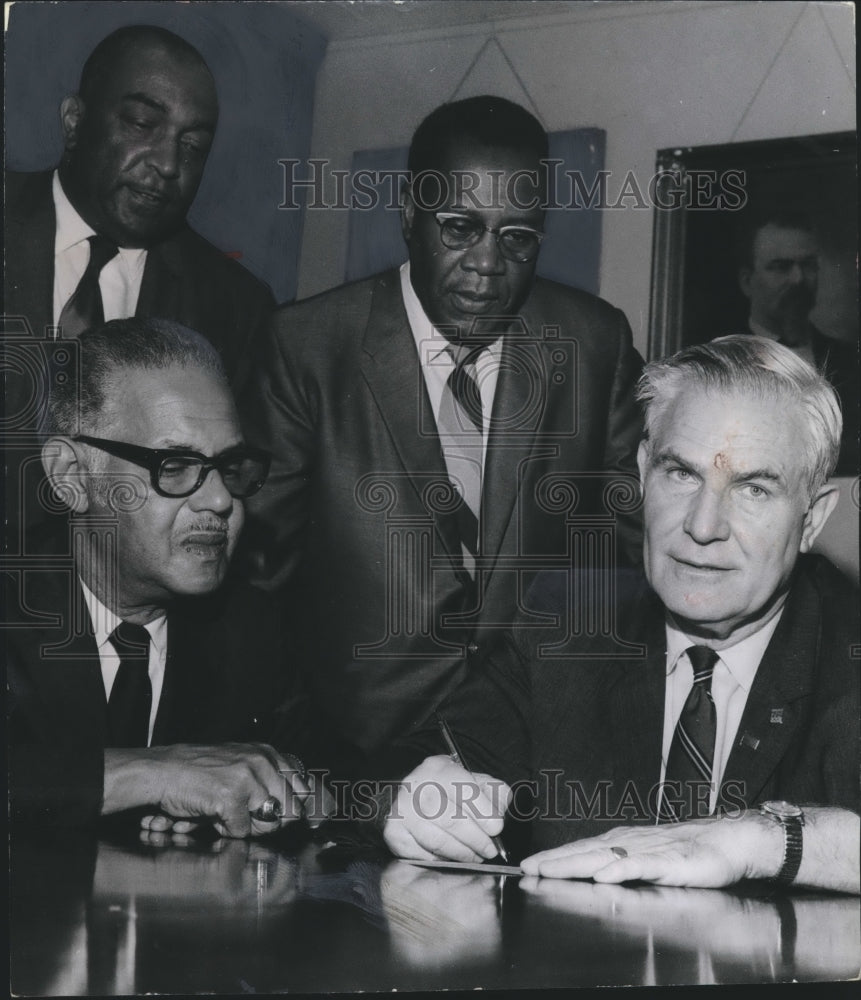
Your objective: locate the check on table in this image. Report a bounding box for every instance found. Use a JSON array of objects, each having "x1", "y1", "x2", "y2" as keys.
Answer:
[{"x1": 9, "y1": 826, "x2": 860, "y2": 994}]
